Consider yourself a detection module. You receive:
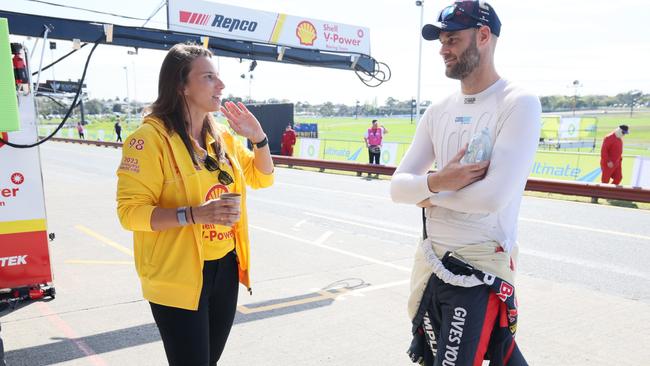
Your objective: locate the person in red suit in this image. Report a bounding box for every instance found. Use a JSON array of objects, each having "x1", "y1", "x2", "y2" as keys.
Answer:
[
  {"x1": 12, "y1": 43, "x2": 28, "y2": 91},
  {"x1": 600, "y1": 124, "x2": 629, "y2": 185},
  {"x1": 280, "y1": 124, "x2": 296, "y2": 156}
]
